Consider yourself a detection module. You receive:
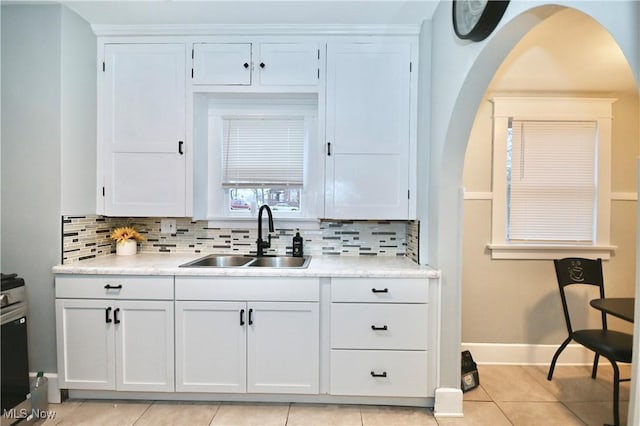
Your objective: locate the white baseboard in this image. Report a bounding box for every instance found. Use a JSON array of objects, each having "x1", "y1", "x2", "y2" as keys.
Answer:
[
  {"x1": 29, "y1": 372, "x2": 61, "y2": 404},
  {"x1": 434, "y1": 388, "x2": 463, "y2": 417},
  {"x1": 461, "y1": 342, "x2": 598, "y2": 365}
]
